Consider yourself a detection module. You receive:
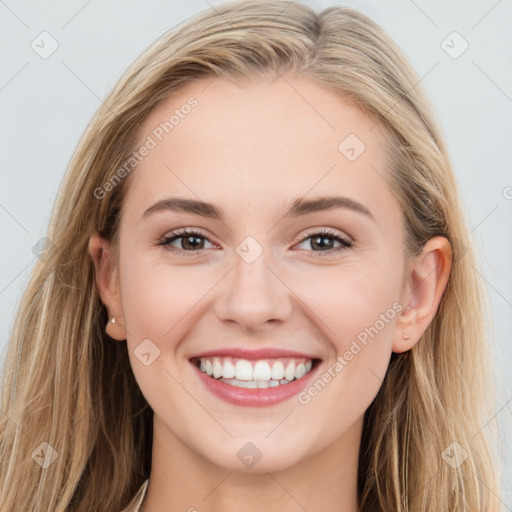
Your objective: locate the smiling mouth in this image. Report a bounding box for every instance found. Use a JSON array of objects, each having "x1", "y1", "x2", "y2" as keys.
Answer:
[{"x1": 192, "y1": 356, "x2": 321, "y2": 388}]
